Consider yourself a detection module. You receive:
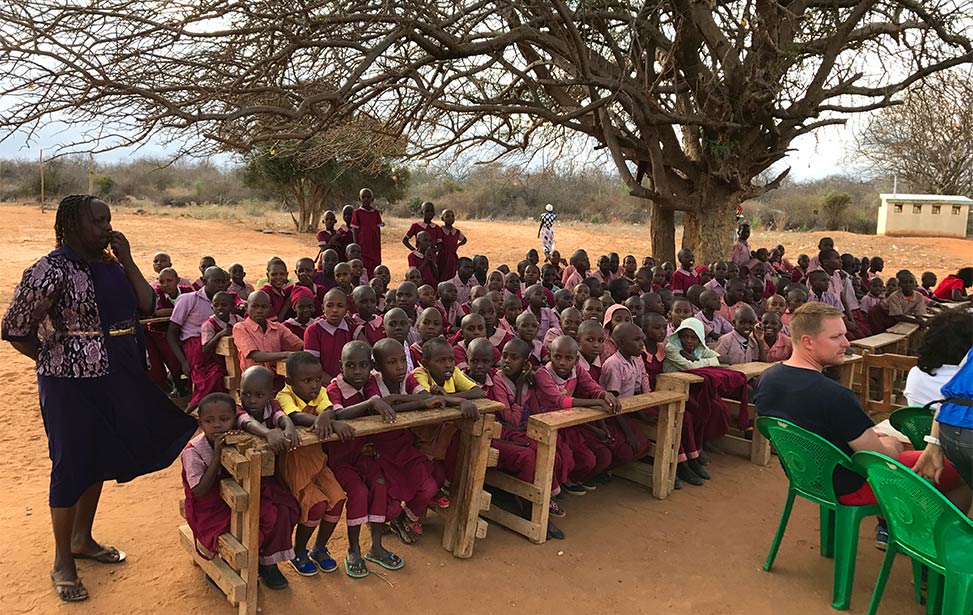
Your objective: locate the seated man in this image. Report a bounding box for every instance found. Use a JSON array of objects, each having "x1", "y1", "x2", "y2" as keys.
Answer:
[{"x1": 755, "y1": 302, "x2": 967, "y2": 549}]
